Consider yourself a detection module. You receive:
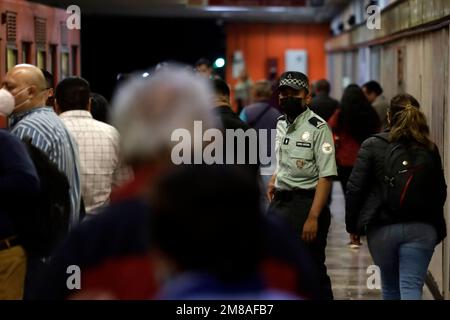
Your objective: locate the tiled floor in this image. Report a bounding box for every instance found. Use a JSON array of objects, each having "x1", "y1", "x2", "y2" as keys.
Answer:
[{"x1": 326, "y1": 182, "x2": 433, "y2": 300}]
